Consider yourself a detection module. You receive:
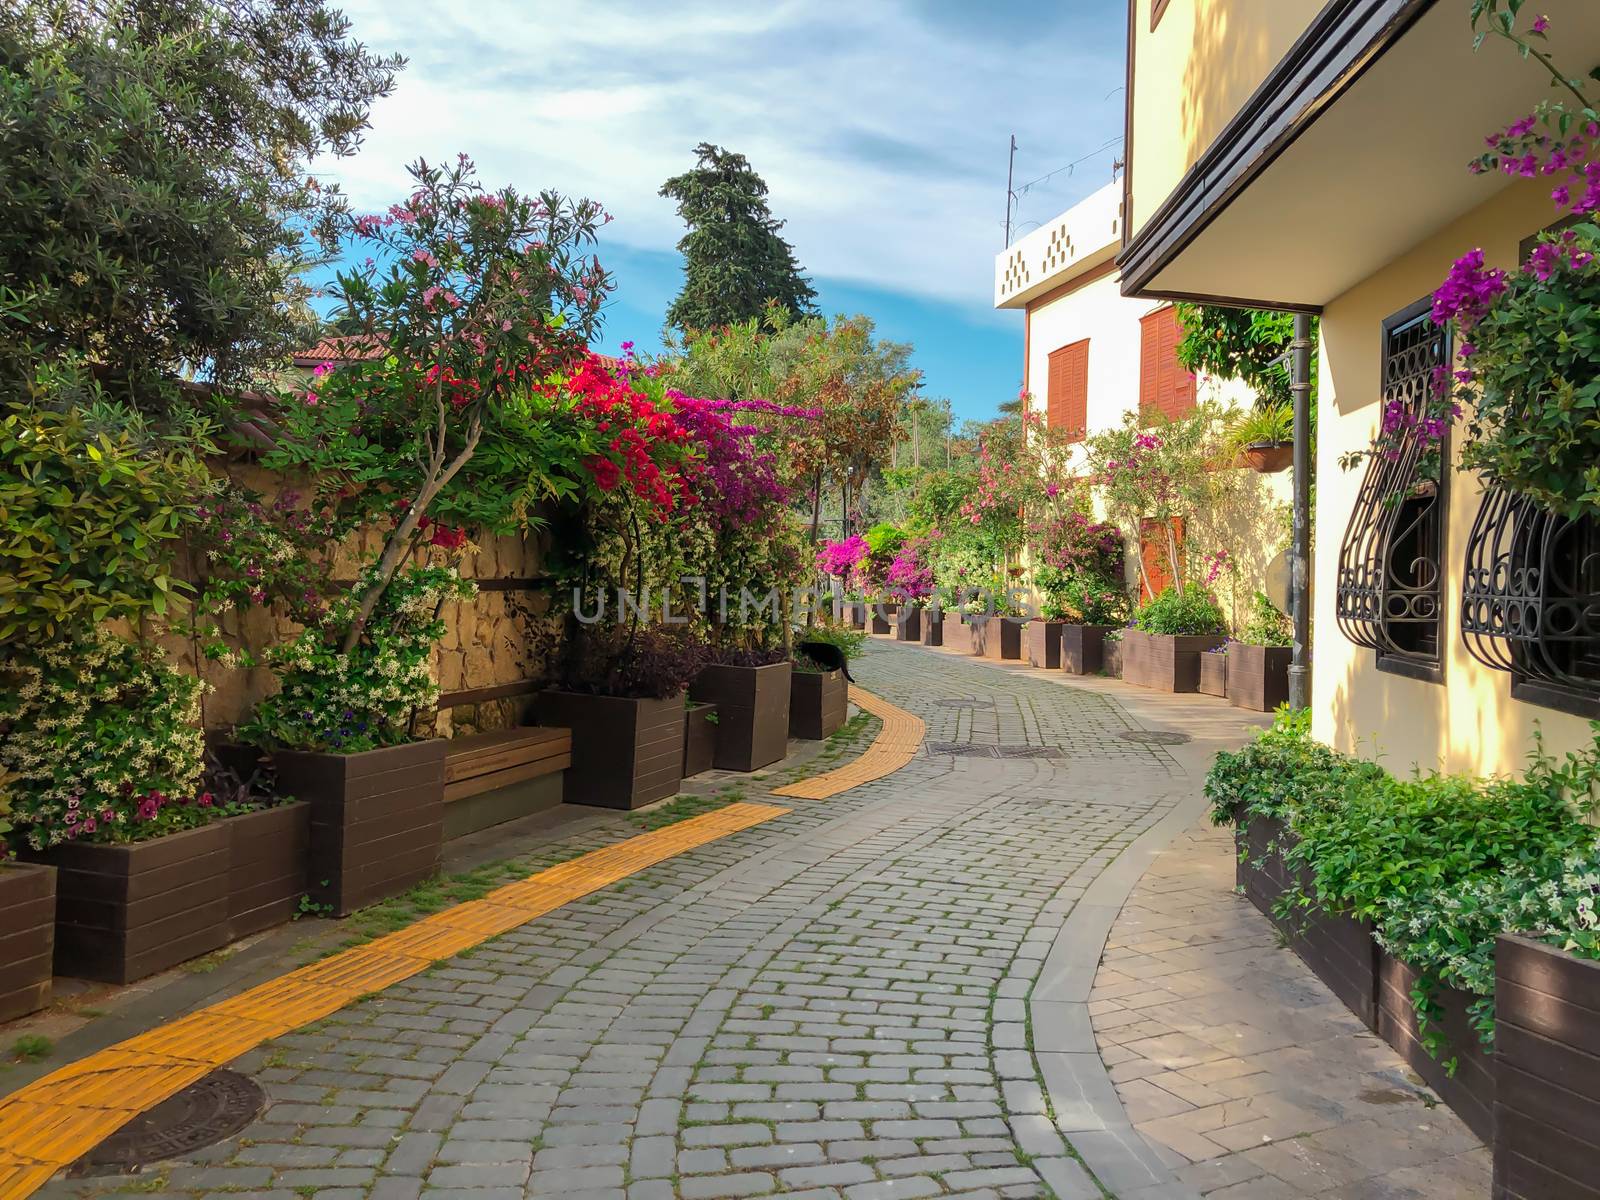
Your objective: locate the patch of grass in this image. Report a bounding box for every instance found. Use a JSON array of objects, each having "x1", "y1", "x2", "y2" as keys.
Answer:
[
  {"x1": 10, "y1": 1035, "x2": 52, "y2": 1063},
  {"x1": 626, "y1": 789, "x2": 740, "y2": 832},
  {"x1": 113, "y1": 1172, "x2": 170, "y2": 1194}
]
